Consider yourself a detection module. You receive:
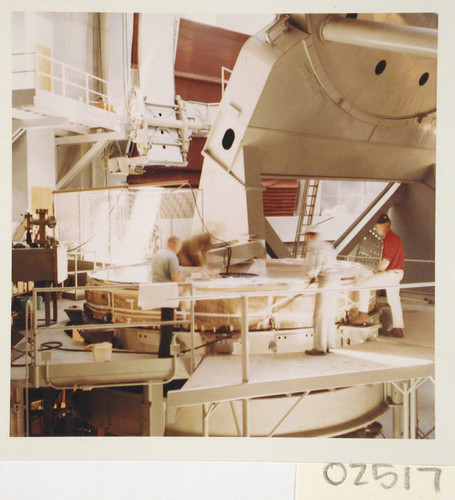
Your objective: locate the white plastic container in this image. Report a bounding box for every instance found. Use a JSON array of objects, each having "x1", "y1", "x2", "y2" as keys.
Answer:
[{"x1": 92, "y1": 342, "x2": 112, "y2": 362}]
